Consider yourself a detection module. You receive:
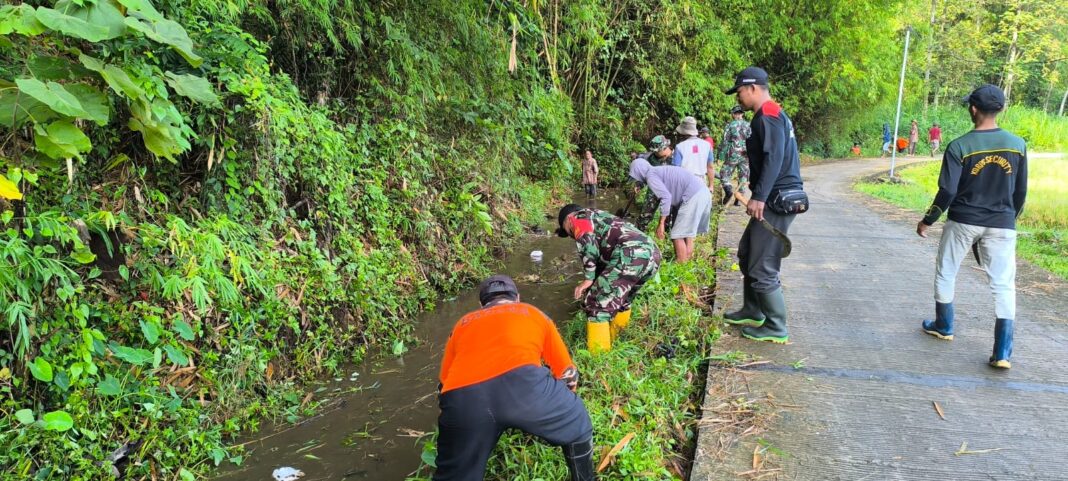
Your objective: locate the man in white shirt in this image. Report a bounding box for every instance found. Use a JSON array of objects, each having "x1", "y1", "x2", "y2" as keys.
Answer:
[{"x1": 672, "y1": 116, "x2": 715, "y2": 191}]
